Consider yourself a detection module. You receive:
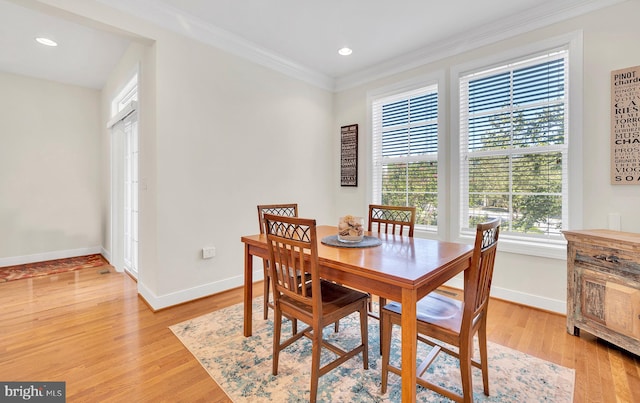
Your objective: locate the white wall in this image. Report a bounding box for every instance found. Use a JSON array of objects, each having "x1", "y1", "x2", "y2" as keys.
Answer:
[
  {"x1": 149, "y1": 32, "x2": 334, "y2": 306},
  {"x1": 333, "y1": 1, "x2": 640, "y2": 313},
  {"x1": 31, "y1": 0, "x2": 335, "y2": 309},
  {"x1": 0, "y1": 72, "x2": 102, "y2": 265}
]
